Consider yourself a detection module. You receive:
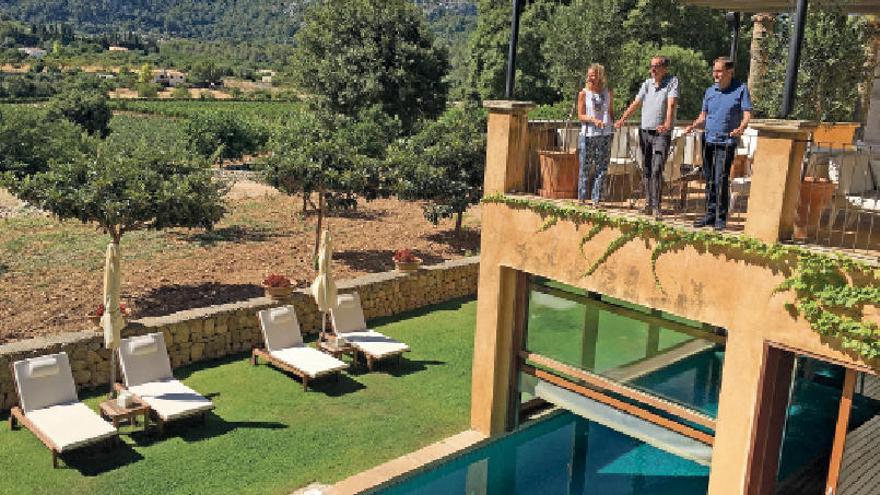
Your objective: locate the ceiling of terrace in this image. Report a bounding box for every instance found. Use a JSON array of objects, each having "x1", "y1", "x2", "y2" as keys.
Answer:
[{"x1": 680, "y1": 0, "x2": 880, "y2": 14}]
